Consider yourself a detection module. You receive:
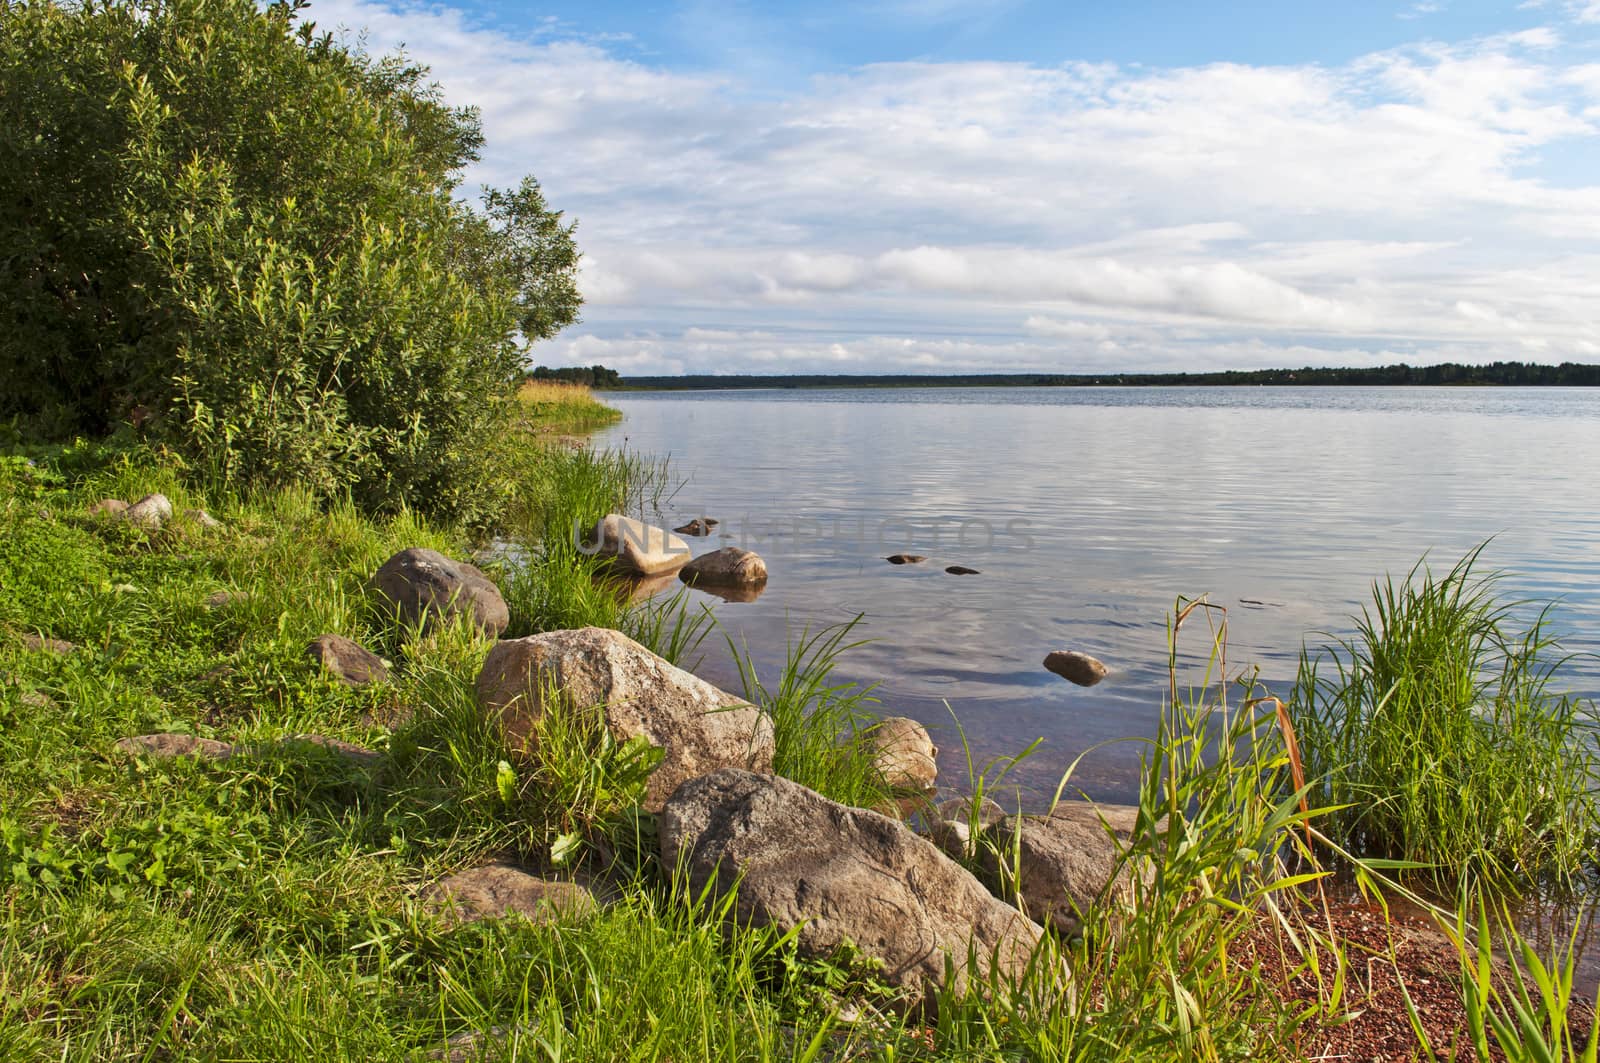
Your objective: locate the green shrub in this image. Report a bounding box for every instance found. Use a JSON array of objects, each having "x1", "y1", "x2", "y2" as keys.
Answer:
[
  {"x1": 0, "y1": 0, "x2": 580, "y2": 526},
  {"x1": 1289, "y1": 546, "x2": 1599, "y2": 883}
]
